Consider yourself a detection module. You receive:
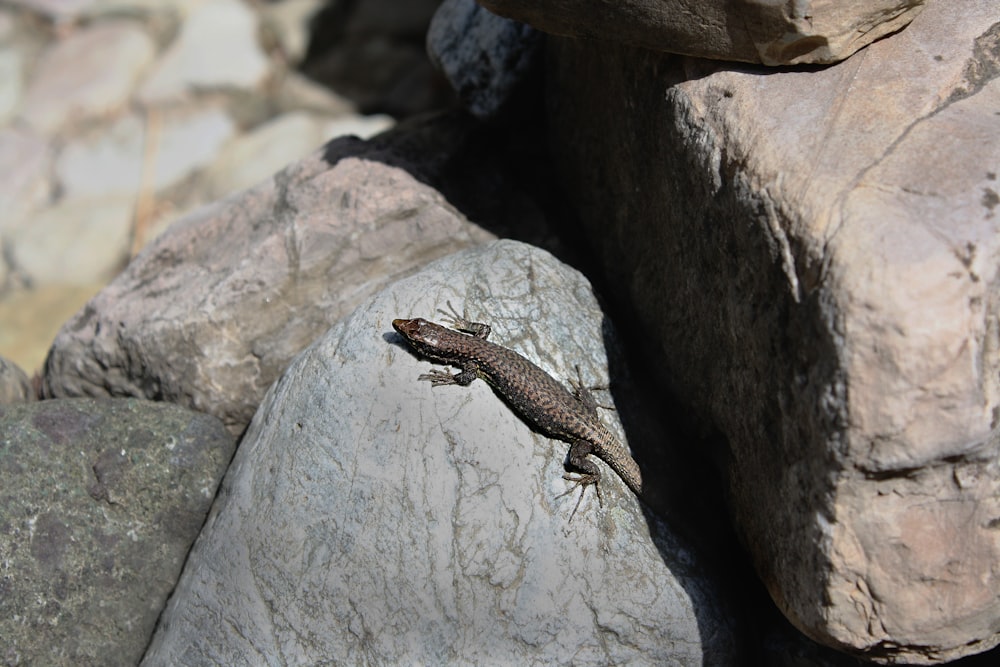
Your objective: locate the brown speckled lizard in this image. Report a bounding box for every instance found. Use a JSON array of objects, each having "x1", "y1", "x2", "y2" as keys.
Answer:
[{"x1": 392, "y1": 305, "x2": 642, "y2": 514}]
